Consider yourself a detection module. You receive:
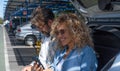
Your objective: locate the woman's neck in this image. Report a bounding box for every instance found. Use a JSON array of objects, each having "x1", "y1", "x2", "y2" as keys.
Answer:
[
  {"x1": 68, "y1": 40, "x2": 75, "y2": 51},
  {"x1": 63, "y1": 41, "x2": 75, "y2": 59}
]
